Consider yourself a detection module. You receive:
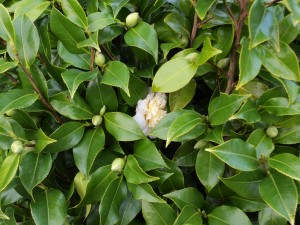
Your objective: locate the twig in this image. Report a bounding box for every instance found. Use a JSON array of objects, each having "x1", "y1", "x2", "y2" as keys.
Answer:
[
  {"x1": 190, "y1": 0, "x2": 199, "y2": 47},
  {"x1": 223, "y1": 0, "x2": 236, "y2": 26},
  {"x1": 265, "y1": 0, "x2": 282, "y2": 7},
  {"x1": 37, "y1": 52, "x2": 47, "y2": 66},
  {"x1": 4, "y1": 72, "x2": 19, "y2": 84},
  {"x1": 101, "y1": 45, "x2": 115, "y2": 61},
  {"x1": 90, "y1": 48, "x2": 95, "y2": 70},
  {"x1": 225, "y1": 0, "x2": 249, "y2": 94}
]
